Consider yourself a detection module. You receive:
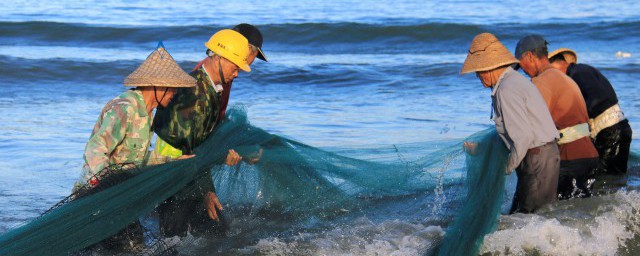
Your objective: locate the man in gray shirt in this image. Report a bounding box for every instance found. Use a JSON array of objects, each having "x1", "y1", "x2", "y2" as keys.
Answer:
[{"x1": 461, "y1": 33, "x2": 560, "y2": 213}]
